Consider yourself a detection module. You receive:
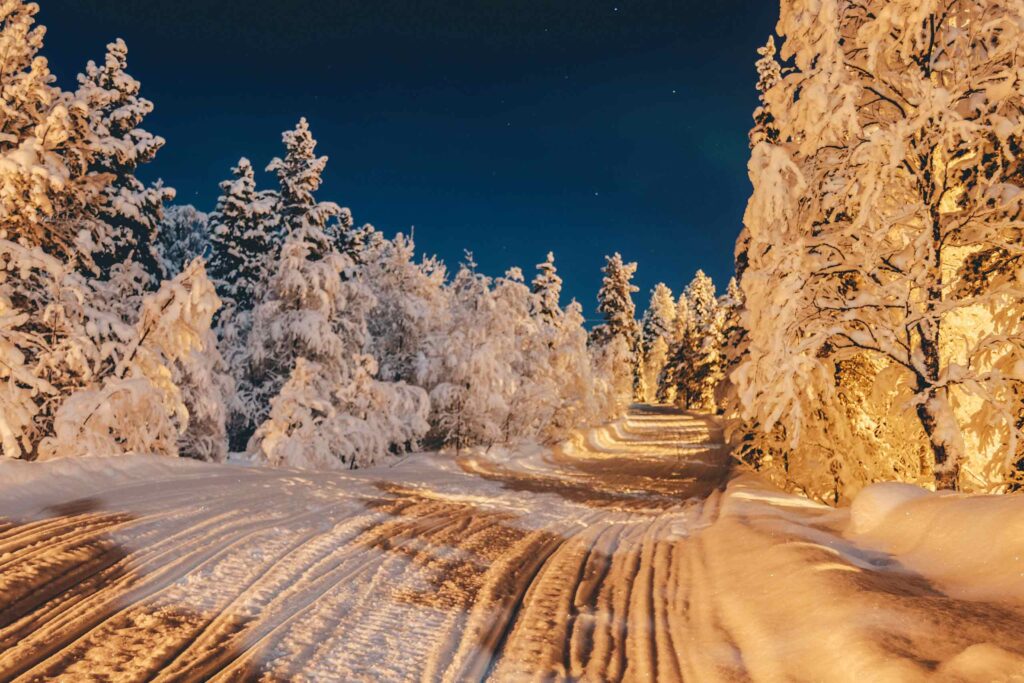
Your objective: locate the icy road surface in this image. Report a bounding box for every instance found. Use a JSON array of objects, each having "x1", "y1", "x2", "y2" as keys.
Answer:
[{"x1": 3, "y1": 406, "x2": 1024, "y2": 681}]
